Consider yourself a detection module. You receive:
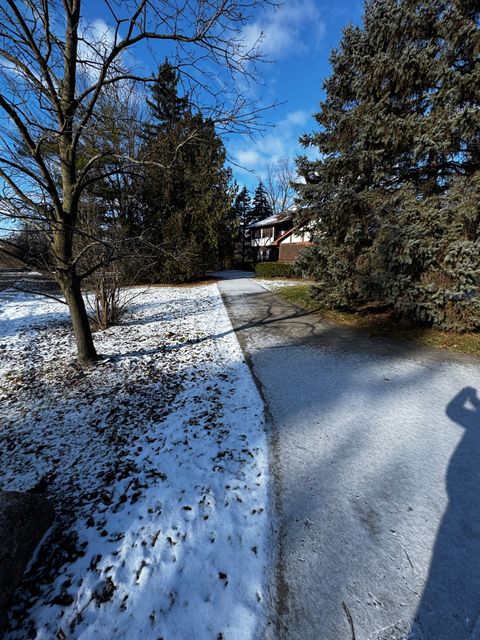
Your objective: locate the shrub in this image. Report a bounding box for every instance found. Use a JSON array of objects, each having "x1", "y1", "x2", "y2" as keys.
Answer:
[
  {"x1": 255, "y1": 262, "x2": 297, "y2": 278},
  {"x1": 85, "y1": 270, "x2": 136, "y2": 330}
]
